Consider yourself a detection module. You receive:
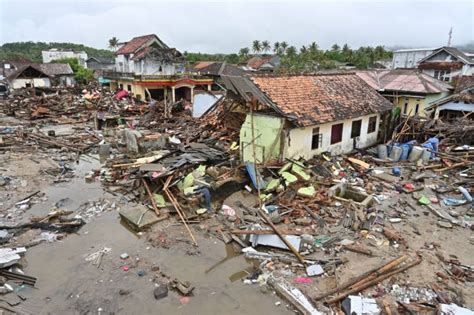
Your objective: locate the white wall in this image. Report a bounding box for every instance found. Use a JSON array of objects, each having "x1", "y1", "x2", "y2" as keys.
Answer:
[
  {"x1": 392, "y1": 49, "x2": 434, "y2": 69},
  {"x1": 434, "y1": 102, "x2": 474, "y2": 119},
  {"x1": 283, "y1": 114, "x2": 381, "y2": 159},
  {"x1": 42, "y1": 50, "x2": 87, "y2": 66},
  {"x1": 12, "y1": 78, "x2": 51, "y2": 89}
]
